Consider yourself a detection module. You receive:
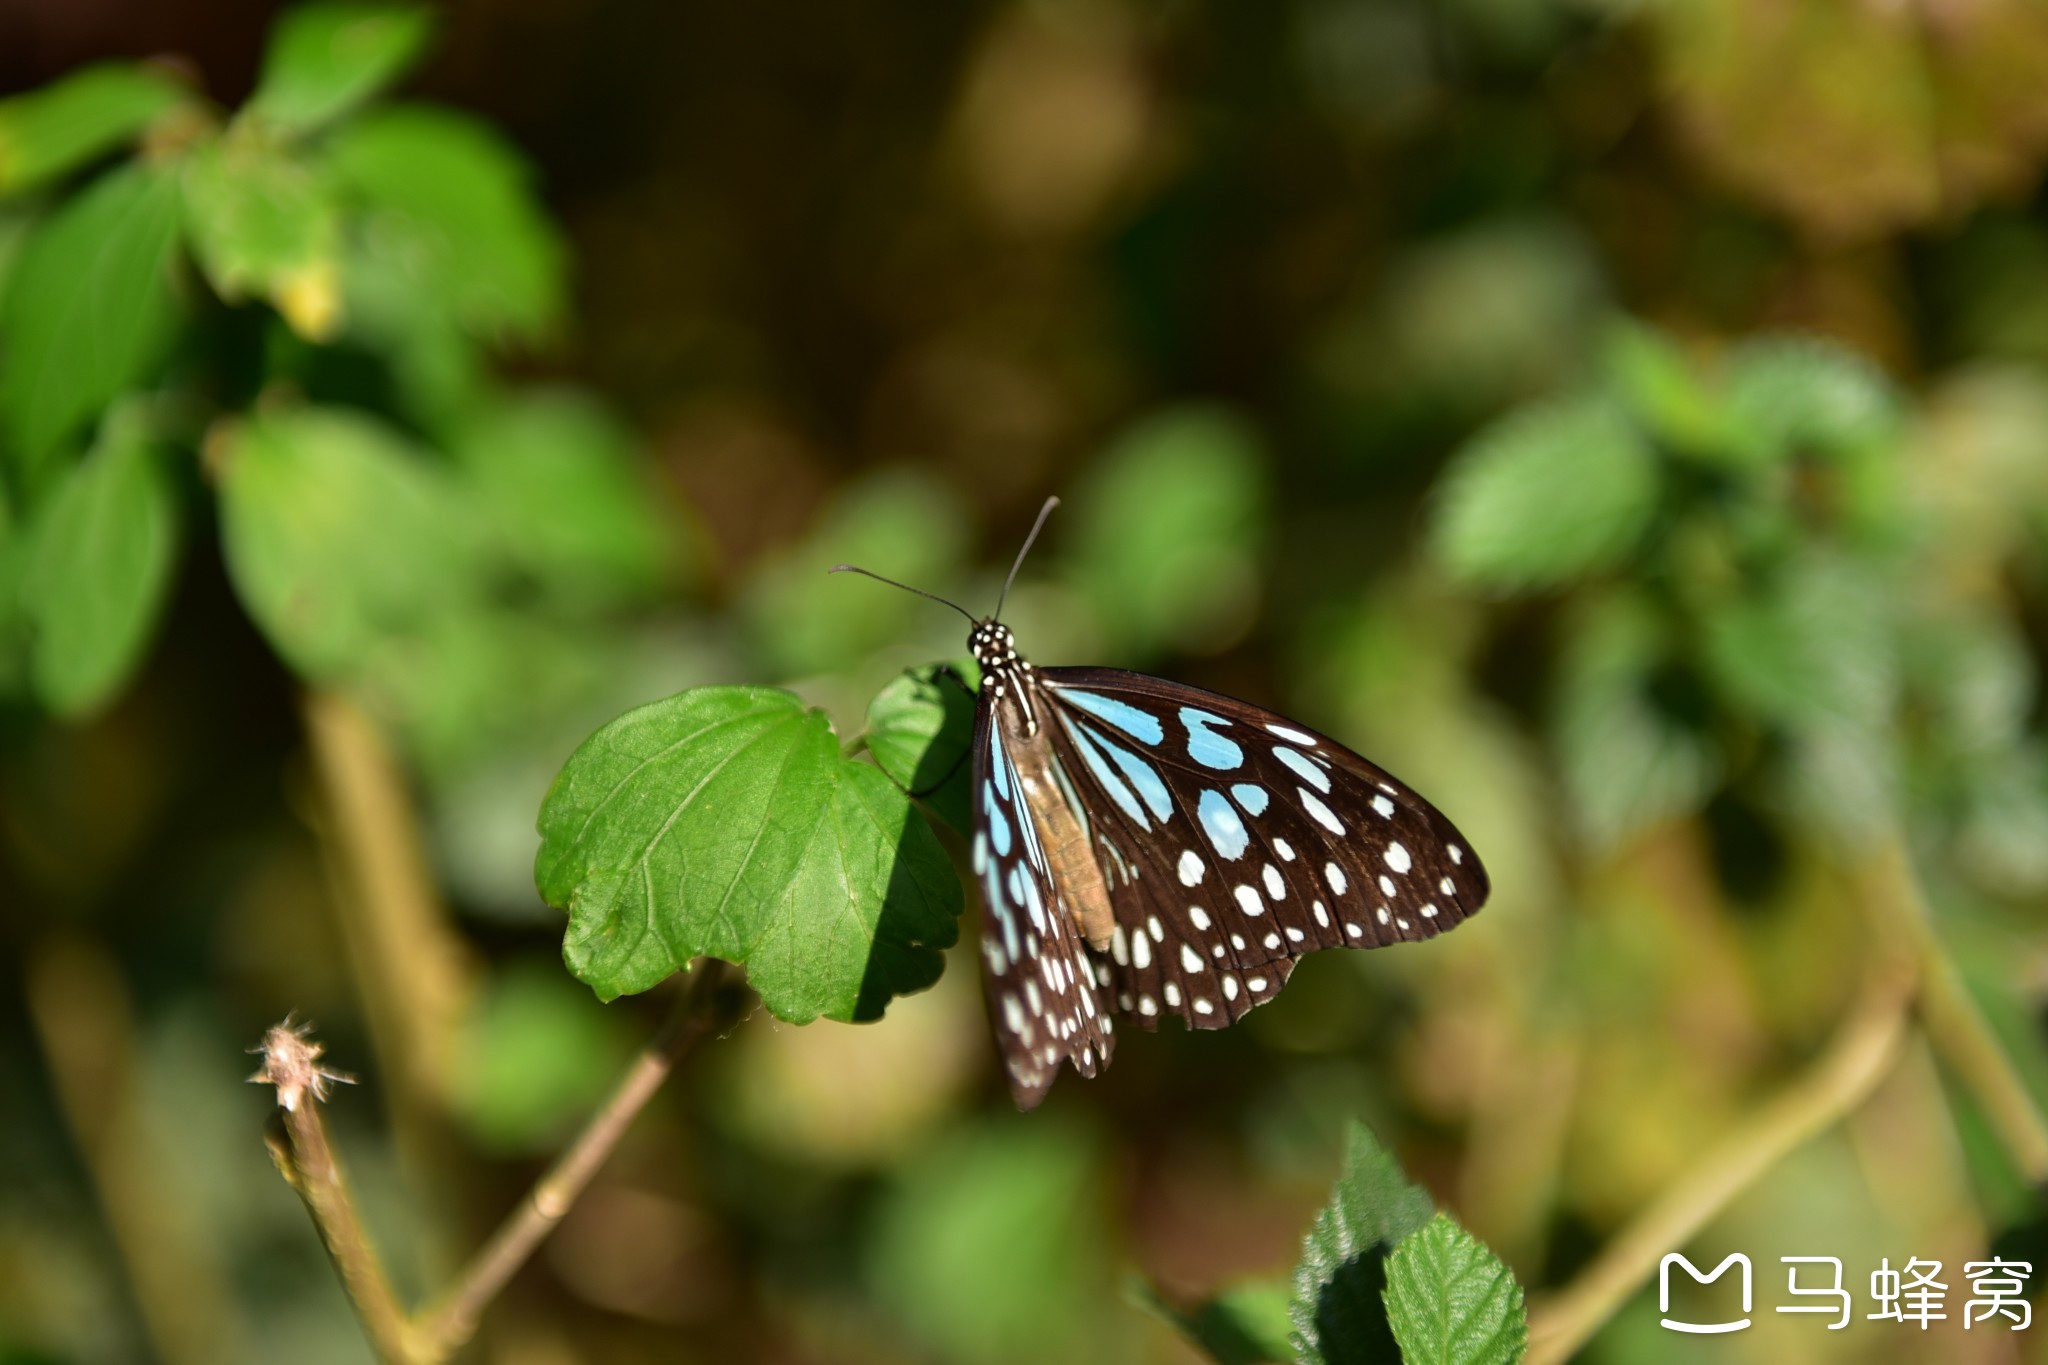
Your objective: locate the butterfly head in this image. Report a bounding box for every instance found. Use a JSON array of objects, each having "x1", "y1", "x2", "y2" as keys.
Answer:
[{"x1": 969, "y1": 620, "x2": 1024, "y2": 675}]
